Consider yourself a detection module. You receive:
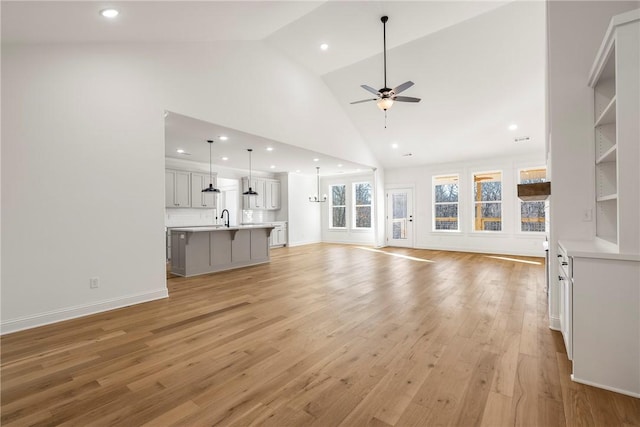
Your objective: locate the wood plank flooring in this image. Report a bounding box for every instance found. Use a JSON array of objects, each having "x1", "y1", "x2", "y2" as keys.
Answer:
[{"x1": 2, "y1": 244, "x2": 639, "y2": 426}]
